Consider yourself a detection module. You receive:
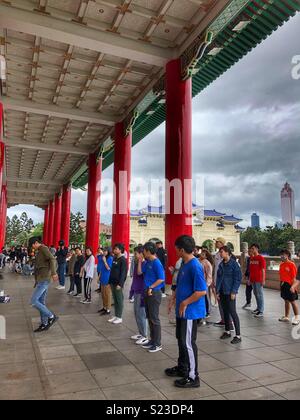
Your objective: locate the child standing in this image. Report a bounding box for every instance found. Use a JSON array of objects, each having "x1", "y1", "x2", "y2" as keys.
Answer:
[
  {"x1": 98, "y1": 247, "x2": 113, "y2": 316},
  {"x1": 80, "y1": 247, "x2": 95, "y2": 304}
]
